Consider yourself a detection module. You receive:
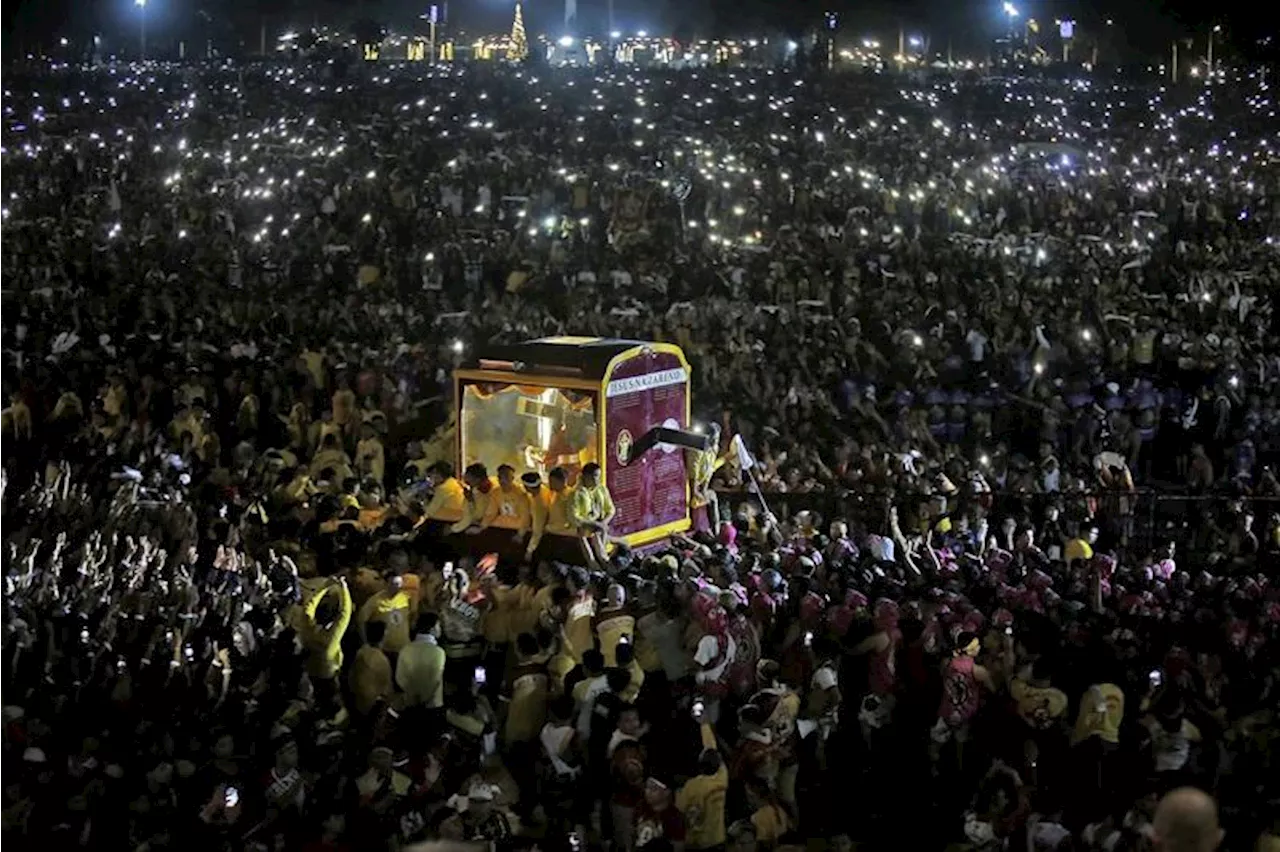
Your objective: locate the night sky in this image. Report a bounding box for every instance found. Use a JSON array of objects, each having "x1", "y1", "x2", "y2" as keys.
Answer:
[{"x1": 2, "y1": 0, "x2": 1274, "y2": 63}]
